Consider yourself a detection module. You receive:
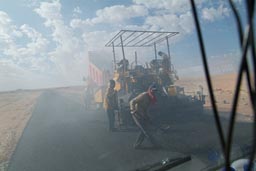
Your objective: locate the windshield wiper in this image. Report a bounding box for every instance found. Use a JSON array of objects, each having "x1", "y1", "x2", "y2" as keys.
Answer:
[{"x1": 133, "y1": 155, "x2": 191, "y2": 171}]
